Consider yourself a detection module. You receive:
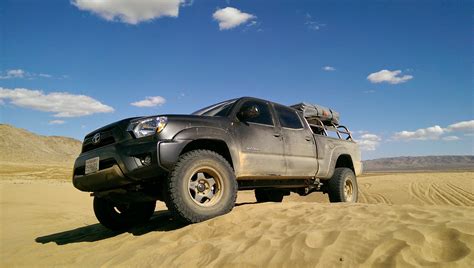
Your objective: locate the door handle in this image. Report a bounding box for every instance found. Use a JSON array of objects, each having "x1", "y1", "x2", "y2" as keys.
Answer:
[
  {"x1": 305, "y1": 136, "x2": 312, "y2": 141},
  {"x1": 273, "y1": 133, "x2": 281, "y2": 137}
]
